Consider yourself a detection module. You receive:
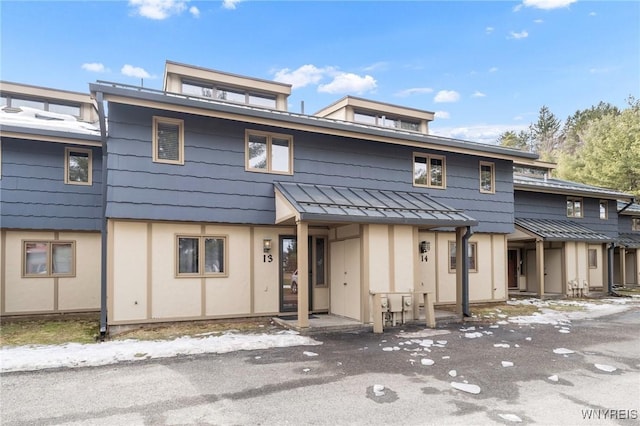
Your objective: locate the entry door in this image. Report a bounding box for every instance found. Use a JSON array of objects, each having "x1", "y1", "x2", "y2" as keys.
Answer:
[
  {"x1": 544, "y1": 249, "x2": 563, "y2": 293},
  {"x1": 279, "y1": 236, "x2": 316, "y2": 313},
  {"x1": 626, "y1": 250, "x2": 638, "y2": 285},
  {"x1": 508, "y1": 249, "x2": 519, "y2": 289},
  {"x1": 330, "y1": 239, "x2": 361, "y2": 320}
]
